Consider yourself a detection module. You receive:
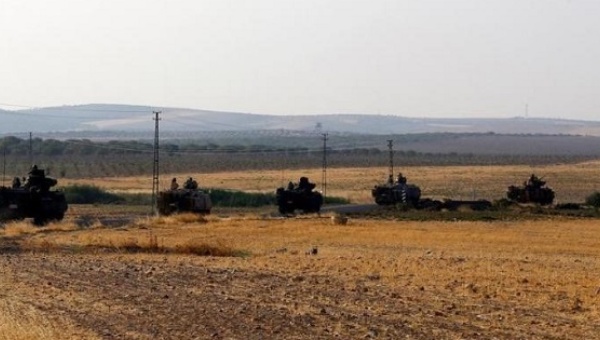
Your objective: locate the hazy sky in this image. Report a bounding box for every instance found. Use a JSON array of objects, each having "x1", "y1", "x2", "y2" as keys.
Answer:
[{"x1": 0, "y1": 0, "x2": 598, "y2": 119}]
